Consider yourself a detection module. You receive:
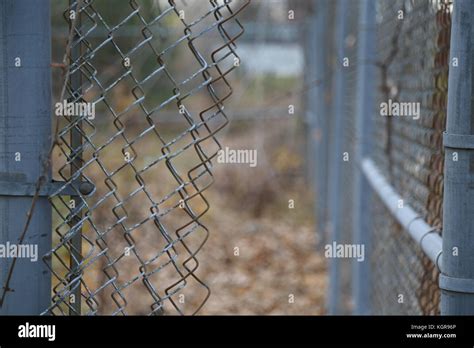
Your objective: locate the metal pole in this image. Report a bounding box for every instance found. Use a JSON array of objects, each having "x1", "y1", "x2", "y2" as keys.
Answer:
[
  {"x1": 304, "y1": 2, "x2": 318, "y2": 229},
  {"x1": 305, "y1": 0, "x2": 328, "y2": 250},
  {"x1": 69, "y1": 0, "x2": 83, "y2": 316},
  {"x1": 352, "y1": 0, "x2": 375, "y2": 315},
  {"x1": 440, "y1": 0, "x2": 474, "y2": 315},
  {"x1": 327, "y1": 0, "x2": 347, "y2": 315},
  {"x1": 0, "y1": 0, "x2": 52, "y2": 314},
  {"x1": 314, "y1": 0, "x2": 330, "y2": 250}
]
